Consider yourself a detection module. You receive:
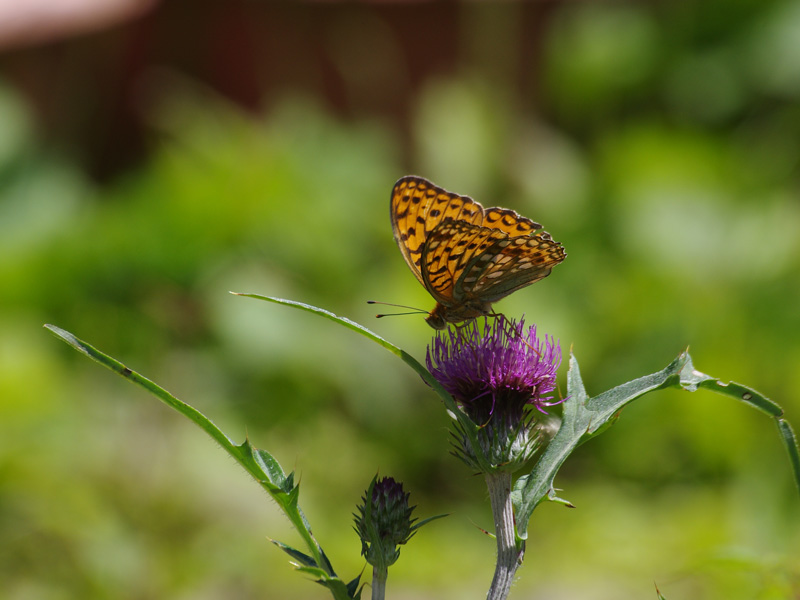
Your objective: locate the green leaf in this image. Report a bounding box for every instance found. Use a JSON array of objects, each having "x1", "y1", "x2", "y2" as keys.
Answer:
[
  {"x1": 513, "y1": 351, "x2": 688, "y2": 535},
  {"x1": 271, "y1": 539, "x2": 319, "y2": 568},
  {"x1": 777, "y1": 419, "x2": 800, "y2": 492},
  {"x1": 270, "y1": 542, "x2": 358, "y2": 599},
  {"x1": 680, "y1": 363, "x2": 783, "y2": 417},
  {"x1": 410, "y1": 513, "x2": 449, "y2": 533},
  {"x1": 682, "y1": 357, "x2": 800, "y2": 495},
  {"x1": 271, "y1": 539, "x2": 338, "y2": 581},
  {"x1": 44, "y1": 324, "x2": 238, "y2": 453},
  {"x1": 237, "y1": 438, "x2": 290, "y2": 492},
  {"x1": 345, "y1": 573, "x2": 365, "y2": 600},
  {"x1": 512, "y1": 350, "x2": 800, "y2": 538},
  {"x1": 44, "y1": 323, "x2": 337, "y2": 591},
  {"x1": 291, "y1": 565, "x2": 358, "y2": 600},
  {"x1": 232, "y1": 294, "x2": 493, "y2": 472}
]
